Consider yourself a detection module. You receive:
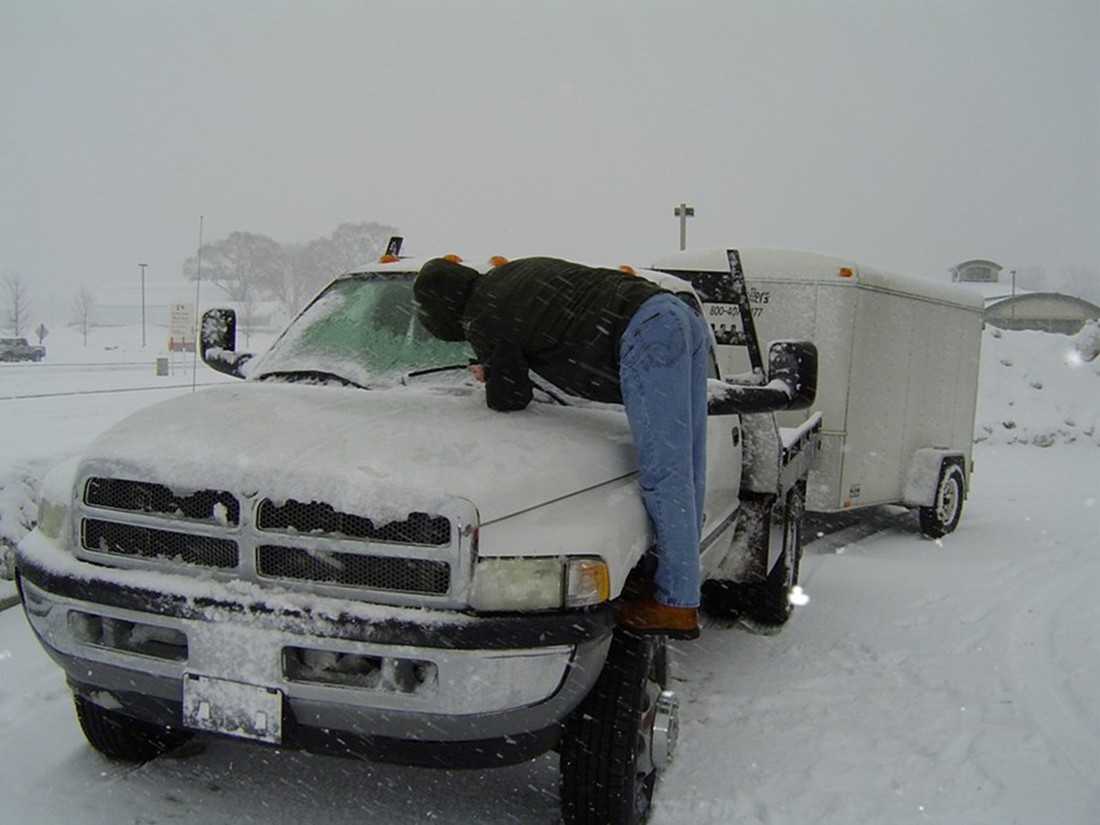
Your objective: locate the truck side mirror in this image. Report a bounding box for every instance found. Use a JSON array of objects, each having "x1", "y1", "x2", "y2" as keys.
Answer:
[
  {"x1": 768, "y1": 340, "x2": 817, "y2": 411},
  {"x1": 200, "y1": 308, "x2": 253, "y2": 379},
  {"x1": 708, "y1": 340, "x2": 818, "y2": 415}
]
